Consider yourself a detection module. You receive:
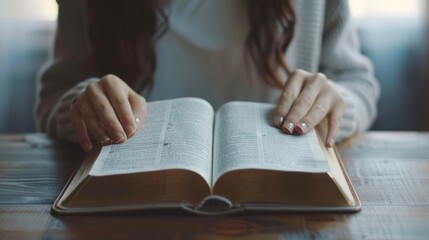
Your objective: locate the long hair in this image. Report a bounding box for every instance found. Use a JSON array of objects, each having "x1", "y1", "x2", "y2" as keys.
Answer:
[{"x1": 84, "y1": 0, "x2": 295, "y2": 92}]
